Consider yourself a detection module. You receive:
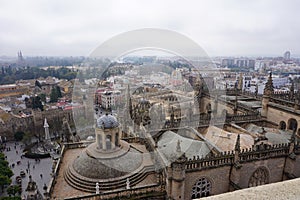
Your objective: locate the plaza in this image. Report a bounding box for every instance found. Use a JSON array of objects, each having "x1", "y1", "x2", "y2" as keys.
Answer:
[{"x1": 2, "y1": 141, "x2": 53, "y2": 199}]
